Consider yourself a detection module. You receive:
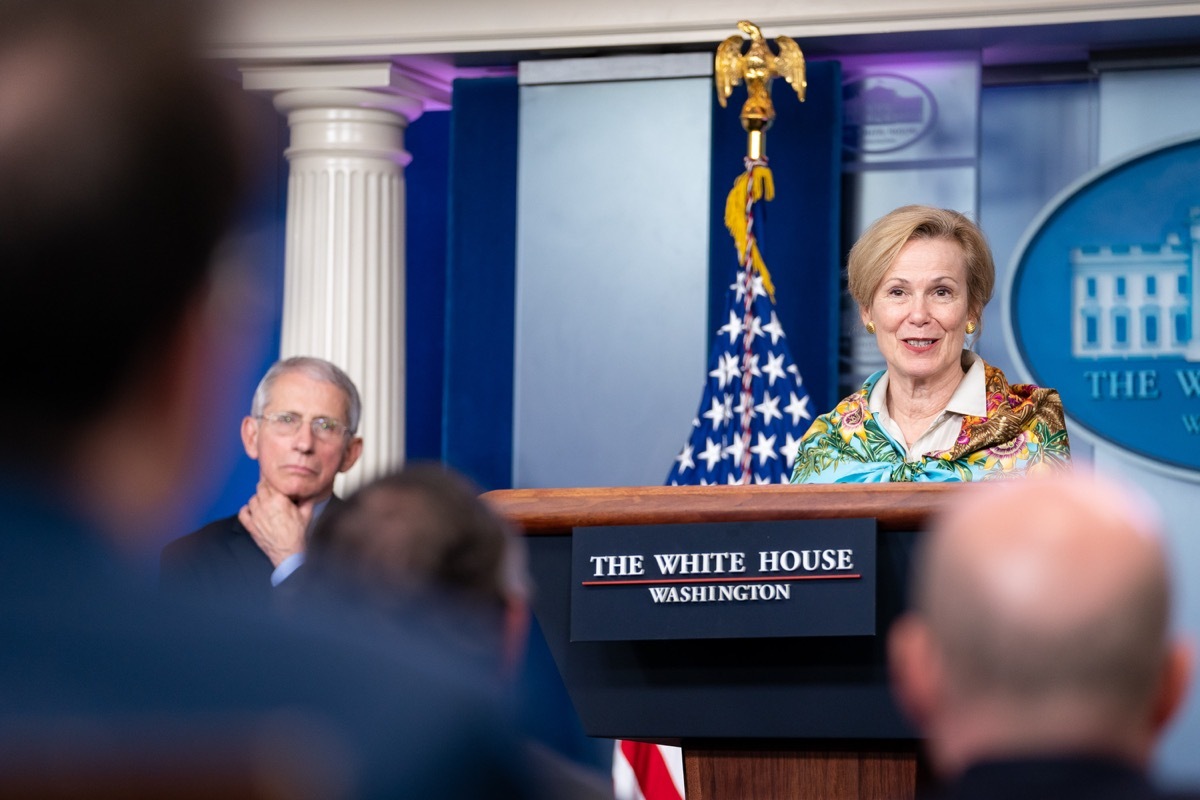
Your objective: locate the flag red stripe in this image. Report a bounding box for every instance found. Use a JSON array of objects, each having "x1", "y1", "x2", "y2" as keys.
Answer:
[{"x1": 619, "y1": 740, "x2": 684, "y2": 800}]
